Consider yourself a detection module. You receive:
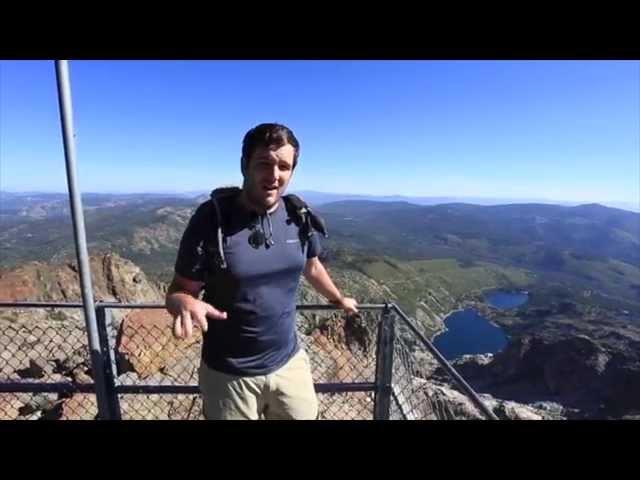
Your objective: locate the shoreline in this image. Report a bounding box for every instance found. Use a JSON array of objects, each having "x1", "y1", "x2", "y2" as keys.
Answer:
[
  {"x1": 420, "y1": 286, "x2": 531, "y2": 343},
  {"x1": 434, "y1": 291, "x2": 529, "y2": 344},
  {"x1": 431, "y1": 307, "x2": 466, "y2": 341}
]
